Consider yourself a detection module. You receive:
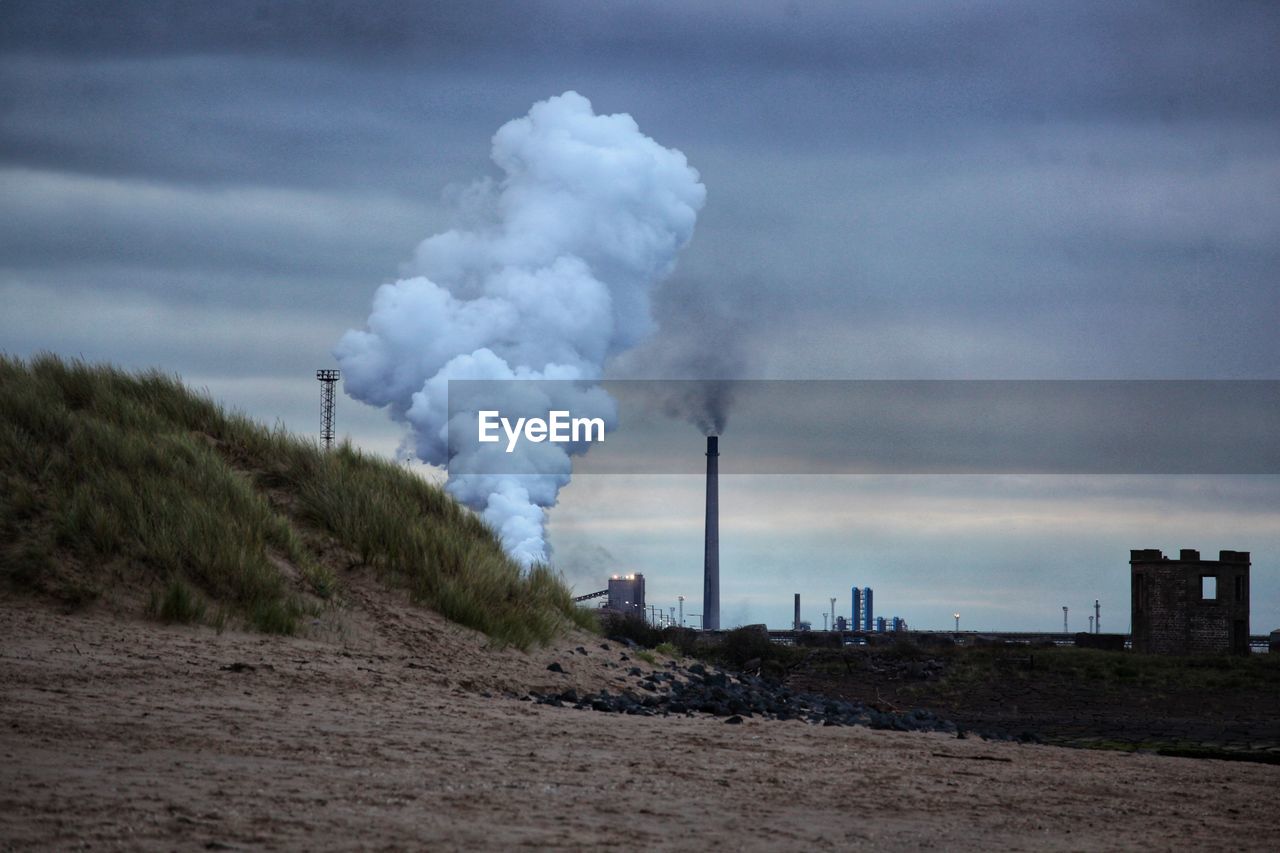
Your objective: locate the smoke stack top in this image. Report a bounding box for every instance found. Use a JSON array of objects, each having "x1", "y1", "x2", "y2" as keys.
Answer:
[{"x1": 660, "y1": 380, "x2": 734, "y2": 436}]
